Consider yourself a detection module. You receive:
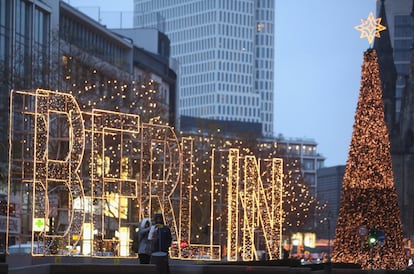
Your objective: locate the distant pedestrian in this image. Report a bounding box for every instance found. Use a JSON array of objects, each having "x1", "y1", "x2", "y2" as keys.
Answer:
[
  {"x1": 283, "y1": 247, "x2": 290, "y2": 260},
  {"x1": 149, "y1": 213, "x2": 172, "y2": 274},
  {"x1": 132, "y1": 218, "x2": 152, "y2": 264}
]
